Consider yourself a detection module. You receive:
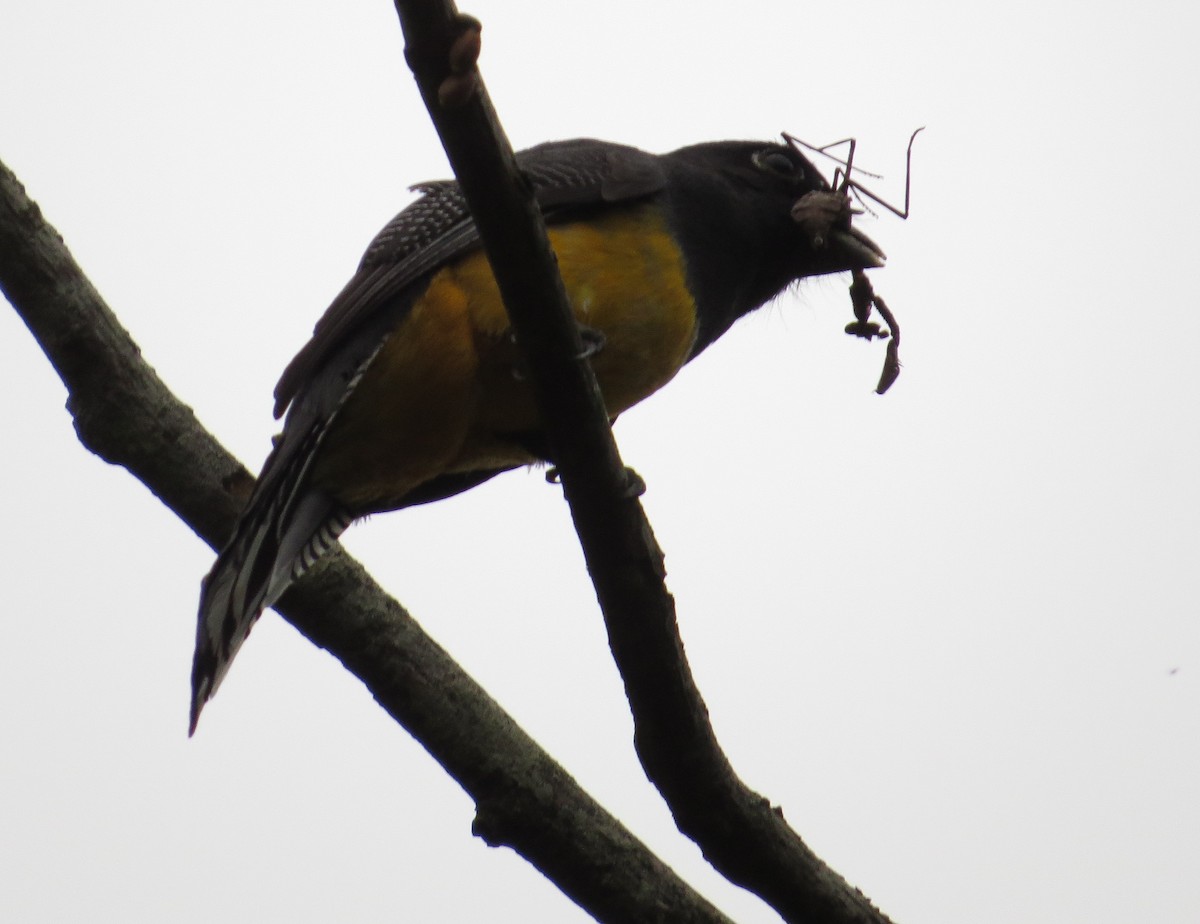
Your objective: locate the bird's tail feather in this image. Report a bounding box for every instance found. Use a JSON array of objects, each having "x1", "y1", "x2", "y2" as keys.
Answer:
[{"x1": 190, "y1": 471, "x2": 352, "y2": 735}]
